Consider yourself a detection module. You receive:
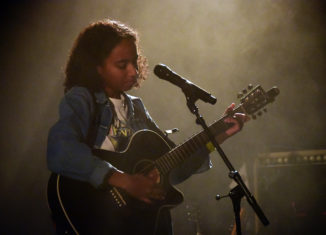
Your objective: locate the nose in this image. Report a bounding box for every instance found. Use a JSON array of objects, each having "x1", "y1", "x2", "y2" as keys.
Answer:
[{"x1": 128, "y1": 63, "x2": 138, "y2": 78}]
